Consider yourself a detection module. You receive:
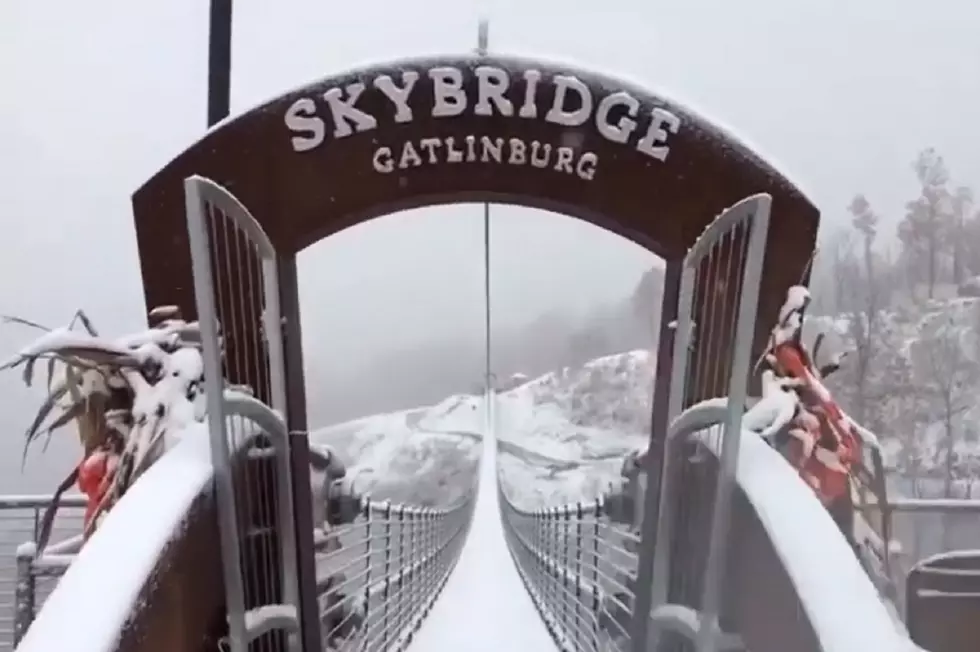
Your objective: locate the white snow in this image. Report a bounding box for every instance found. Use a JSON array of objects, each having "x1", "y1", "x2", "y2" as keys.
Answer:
[
  {"x1": 243, "y1": 604, "x2": 298, "y2": 638},
  {"x1": 686, "y1": 401, "x2": 913, "y2": 651},
  {"x1": 15, "y1": 541, "x2": 37, "y2": 559},
  {"x1": 14, "y1": 424, "x2": 213, "y2": 652},
  {"x1": 408, "y1": 397, "x2": 557, "y2": 652}
]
